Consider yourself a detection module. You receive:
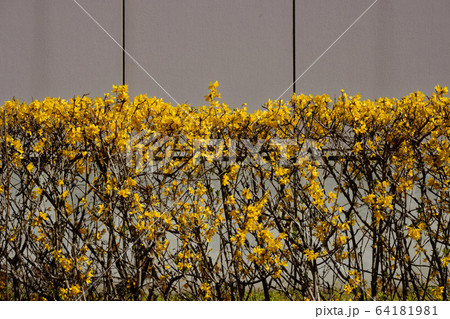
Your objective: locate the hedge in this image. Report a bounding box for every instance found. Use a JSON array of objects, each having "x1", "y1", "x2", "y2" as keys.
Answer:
[{"x1": 0, "y1": 83, "x2": 449, "y2": 300}]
